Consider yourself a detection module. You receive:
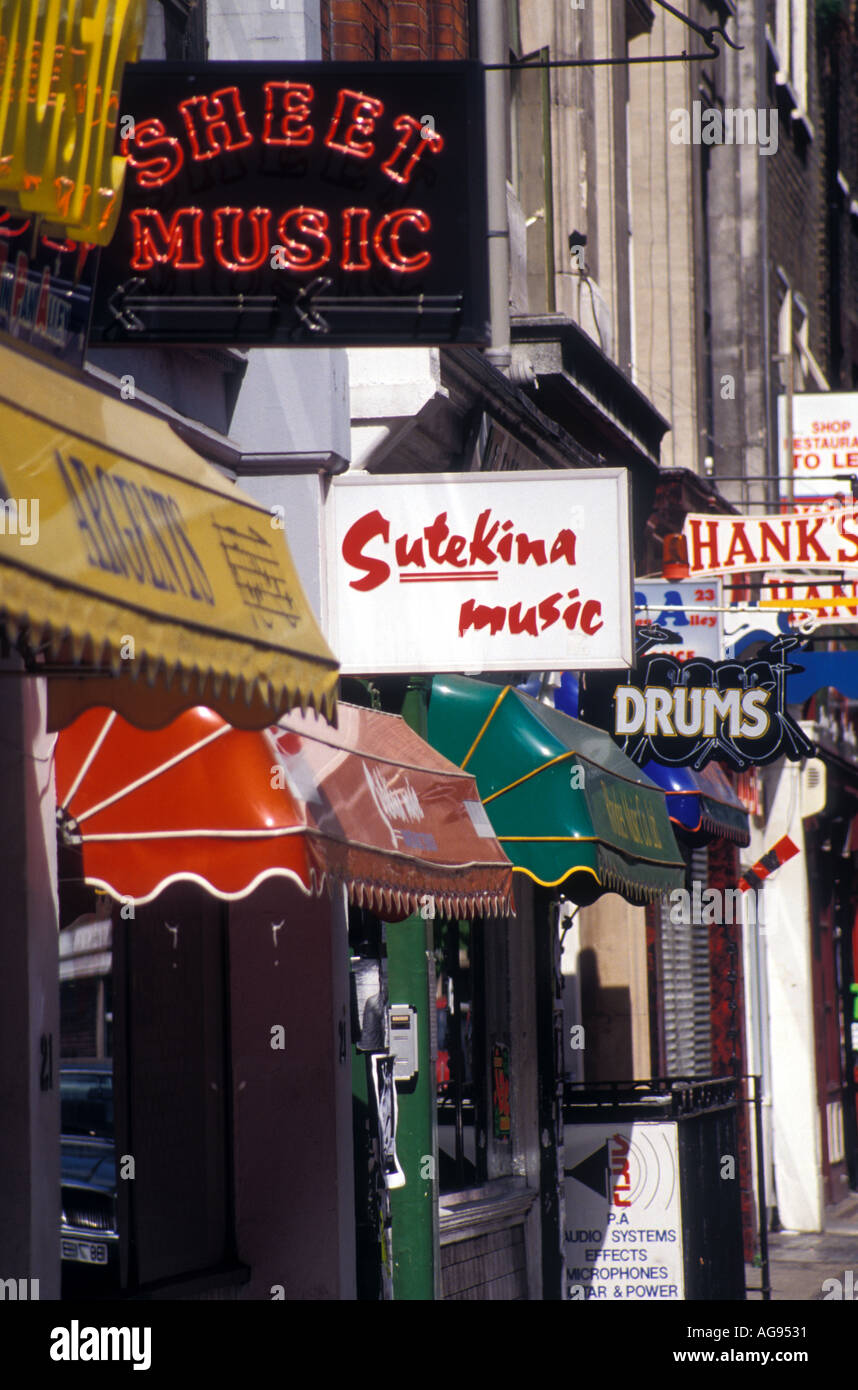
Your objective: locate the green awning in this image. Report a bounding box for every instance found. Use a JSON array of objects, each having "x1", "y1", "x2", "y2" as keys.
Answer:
[{"x1": 427, "y1": 676, "x2": 687, "y2": 906}]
